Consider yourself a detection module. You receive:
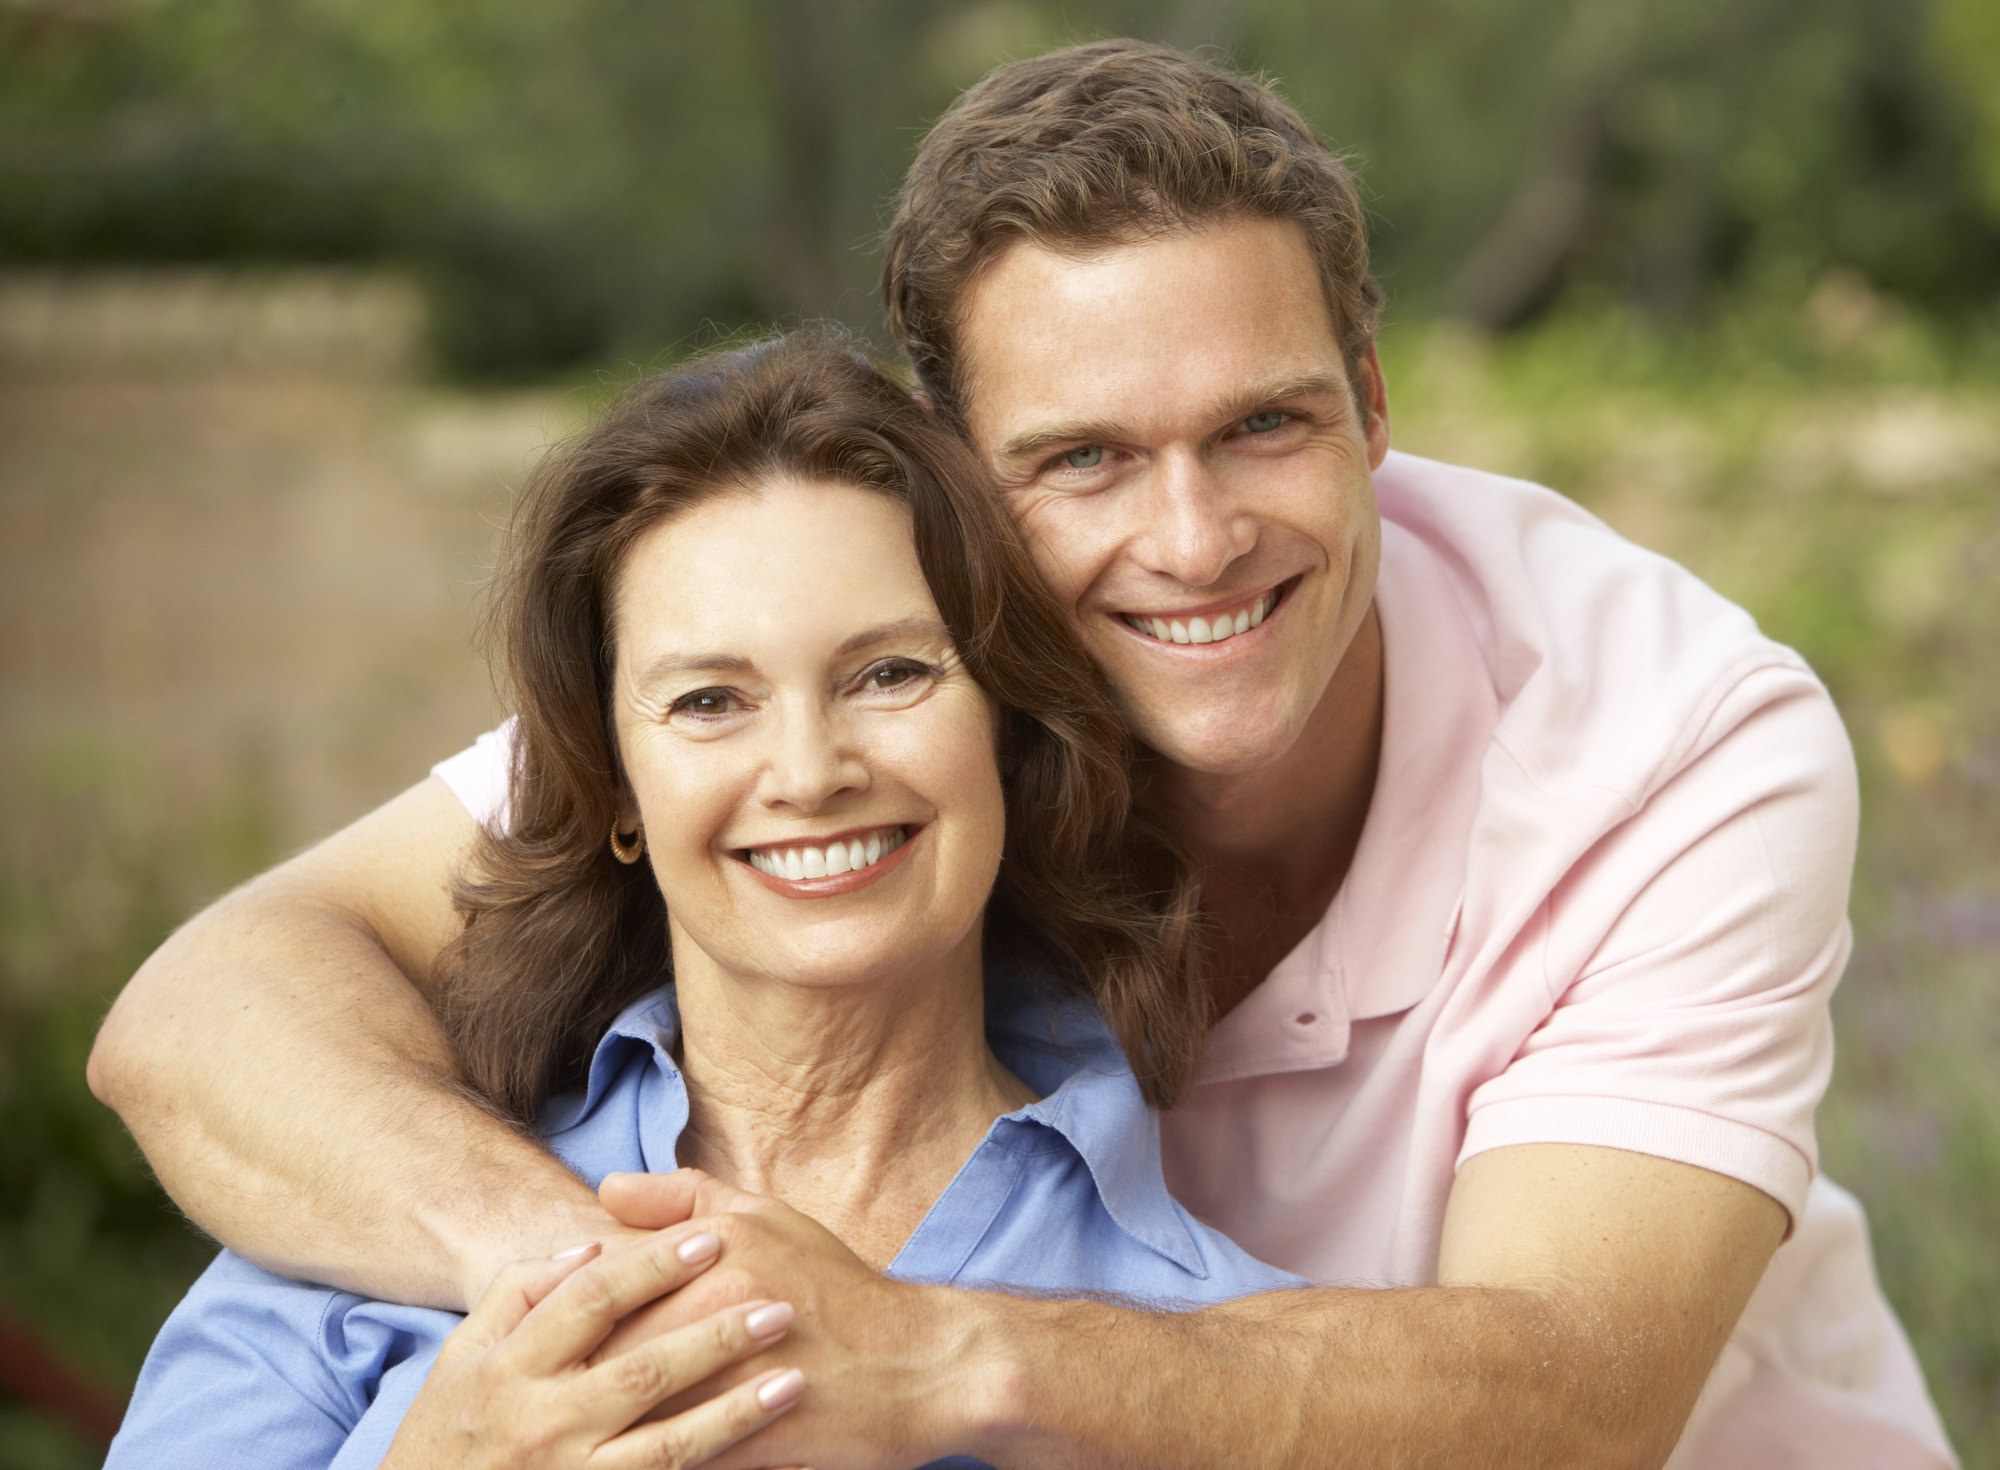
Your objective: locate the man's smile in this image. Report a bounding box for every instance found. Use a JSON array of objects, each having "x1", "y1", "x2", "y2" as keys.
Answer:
[{"x1": 1115, "y1": 578, "x2": 1294, "y2": 646}]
